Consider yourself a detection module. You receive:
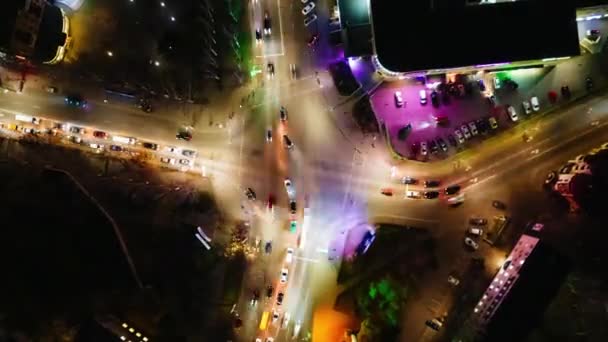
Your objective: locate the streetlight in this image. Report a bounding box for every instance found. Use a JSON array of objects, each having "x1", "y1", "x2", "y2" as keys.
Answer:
[
  {"x1": 106, "y1": 51, "x2": 113, "y2": 57},
  {"x1": 154, "y1": 60, "x2": 160, "y2": 67},
  {"x1": 170, "y1": 16, "x2": 176, "y2": 22},
  {"x1": 160, "y1": 1, "x2": 165, "y2": 7}
]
